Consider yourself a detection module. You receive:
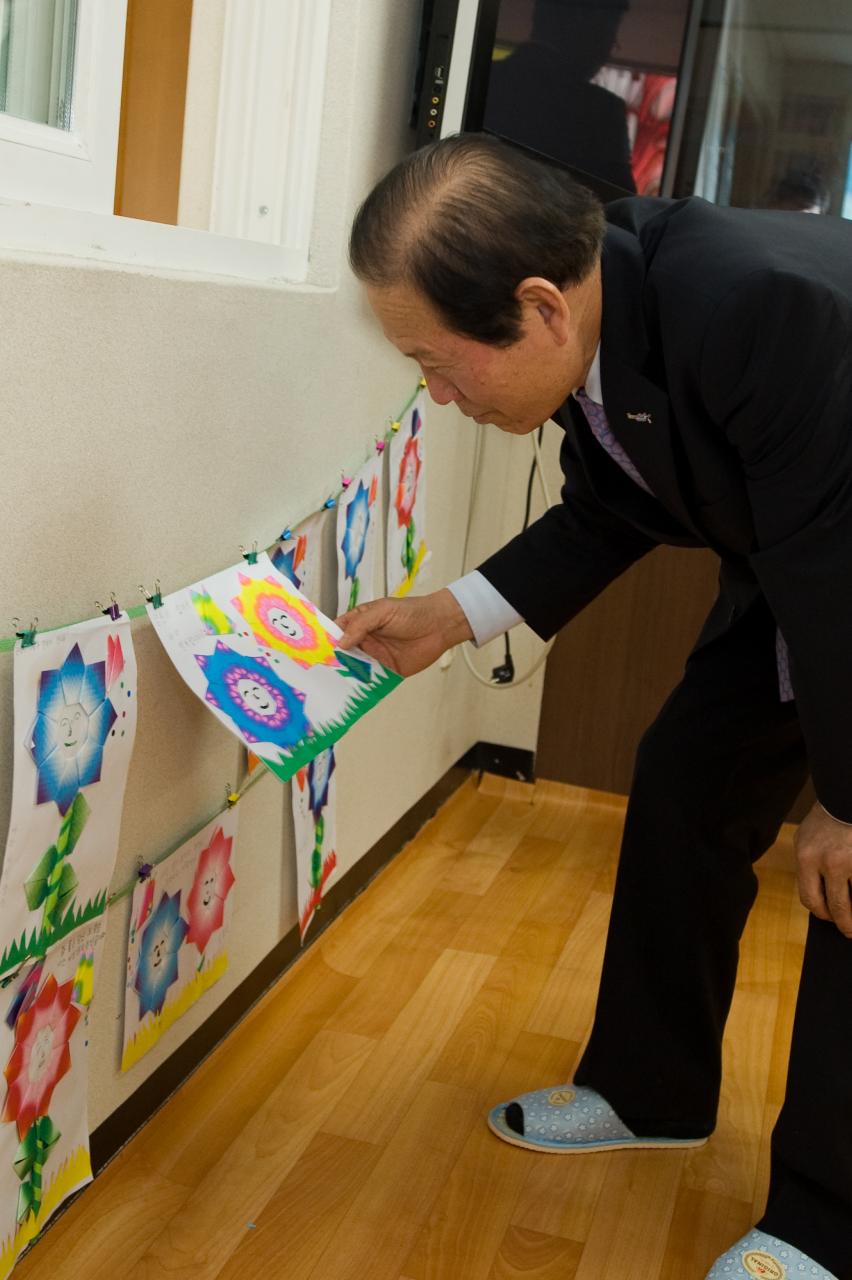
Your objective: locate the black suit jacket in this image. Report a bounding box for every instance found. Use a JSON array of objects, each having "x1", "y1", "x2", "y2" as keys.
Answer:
[{"x1": 479, "y1": 197, "x2": 852, "y2": 820}]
